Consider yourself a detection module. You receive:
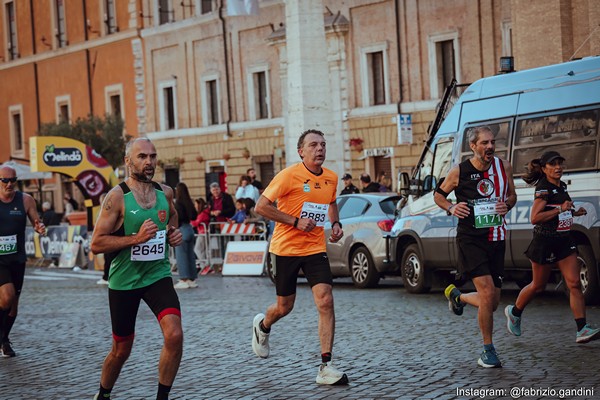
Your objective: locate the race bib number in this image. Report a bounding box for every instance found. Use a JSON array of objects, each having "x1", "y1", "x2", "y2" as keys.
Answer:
[
  {"x1": 473, "y1": 199, "x2": 502, "y2": 229},
  {"x1": 557, "y1": 210, "x2": 573, "y2": 232},
  {"x1": 300, "y1": 202, "x2": 329, "y2": 227},
  {"x1": 131, "y1": 230, "x2": 166, "y2": 261},
  {"x1": 0, "y1": 235, "x2": 17, "y2": 256}
]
